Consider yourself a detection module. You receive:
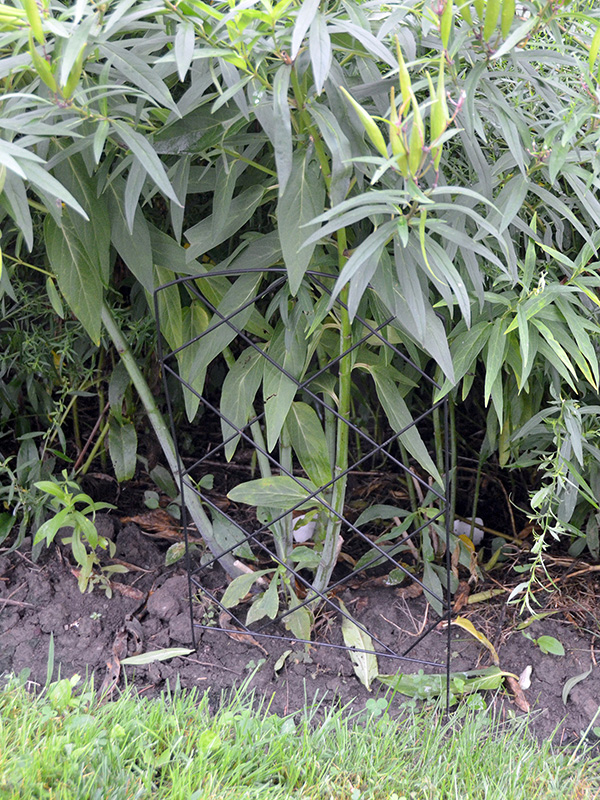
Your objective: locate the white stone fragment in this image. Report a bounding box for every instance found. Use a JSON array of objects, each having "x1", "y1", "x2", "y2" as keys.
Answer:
[{"x1": 453, "y1": 517, "x2": 485, "y2": 546}]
